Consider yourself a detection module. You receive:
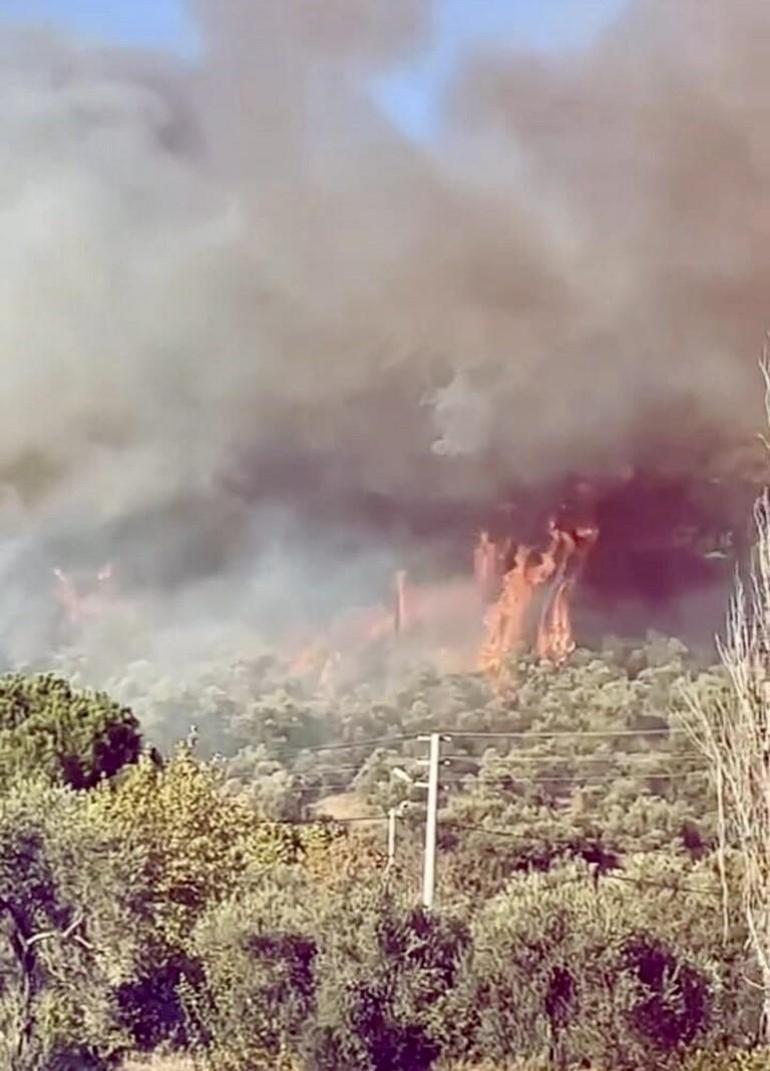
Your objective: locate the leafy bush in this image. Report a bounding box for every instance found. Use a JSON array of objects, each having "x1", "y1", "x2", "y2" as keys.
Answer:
[
  {"x1": 87, "y1": 746, "x2": 341, "y2": 1054},
  {"x1": 0, "y1": 779, "x2": 145, "y2": 1069},
  {"x1": 189, "y1": 868, "x2": 321, "y2": 1068},
  {"x1": 87, "y1": 746, "x2": 311, "y2": 952},
  {"x1": 441, "y1": 858, "x2": 748, "y2": 1070},
  {"x1": 301, "y1": 886, "x2": 470, "y2": 1071}
]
